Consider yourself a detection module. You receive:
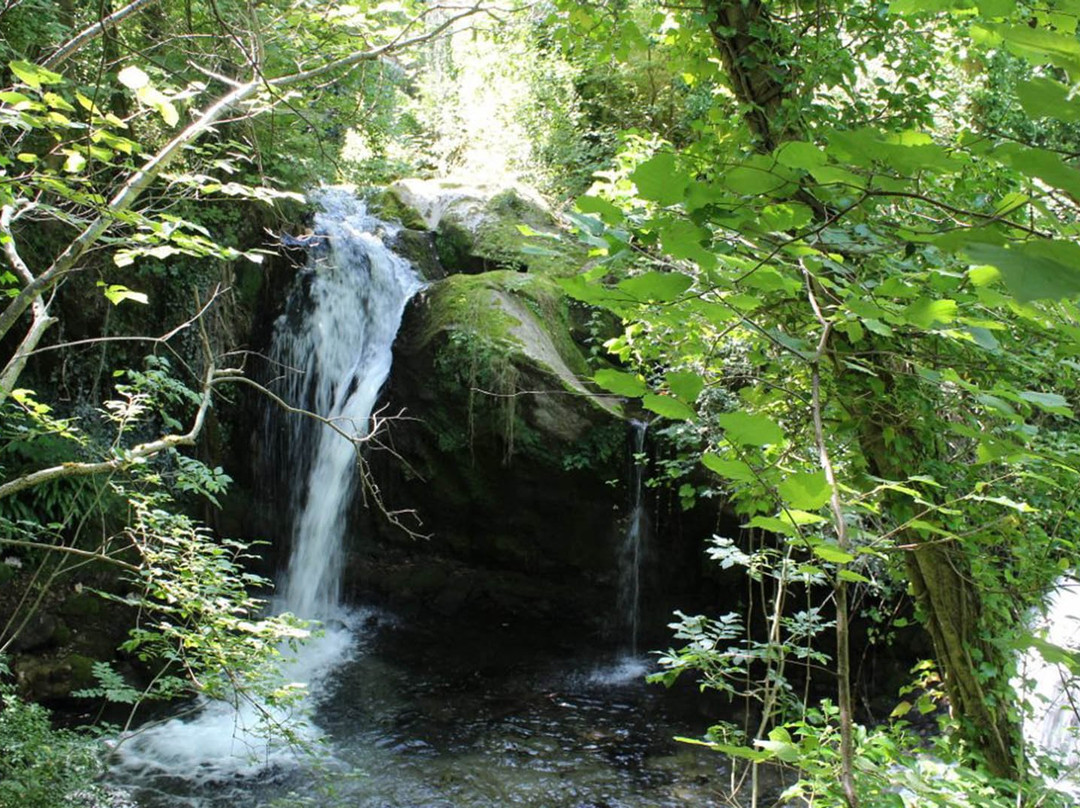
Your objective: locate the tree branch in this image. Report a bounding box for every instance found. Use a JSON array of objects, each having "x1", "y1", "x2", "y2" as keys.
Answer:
[
  {"x1": 0, "y1": 3, "x2": 483, "y2": 352},
  {"x1": 42, "y1": 0, "x2": 165, "y2": 69}
]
